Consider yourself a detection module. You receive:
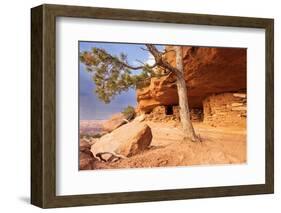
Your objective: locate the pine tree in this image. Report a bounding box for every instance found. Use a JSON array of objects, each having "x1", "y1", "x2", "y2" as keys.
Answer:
[{"x1": 80, "y1": 44, "x2": 199, "y2": 142}]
